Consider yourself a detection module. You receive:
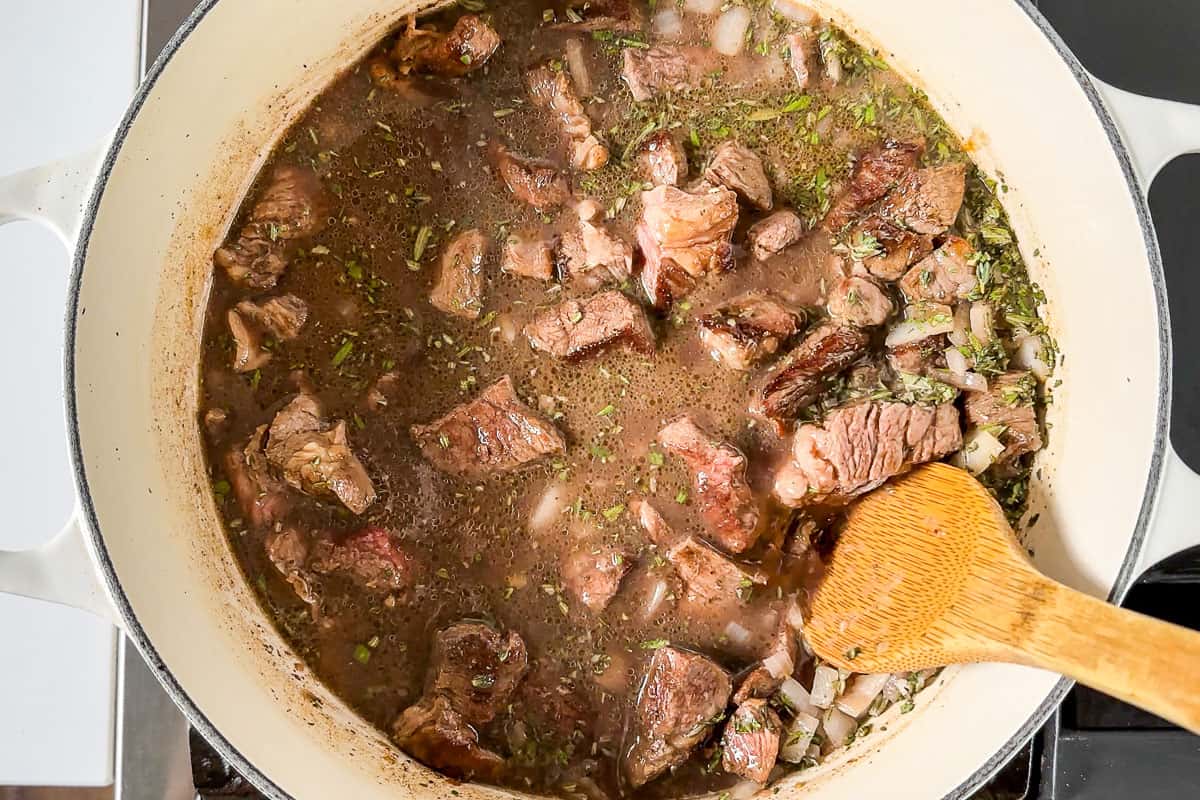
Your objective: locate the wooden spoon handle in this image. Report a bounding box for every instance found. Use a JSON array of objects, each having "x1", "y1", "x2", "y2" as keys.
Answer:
[{"x1": 1011, "y1": 577, "x2": 1200, "y2": 734}]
